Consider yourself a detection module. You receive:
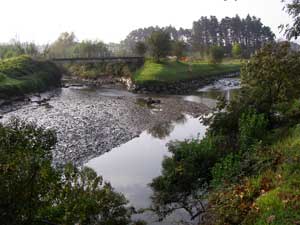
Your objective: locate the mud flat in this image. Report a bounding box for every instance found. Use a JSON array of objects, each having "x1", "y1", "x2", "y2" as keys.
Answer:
[{"x1": 0, "y1": 86, "x2": 209, "y2": 165}]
